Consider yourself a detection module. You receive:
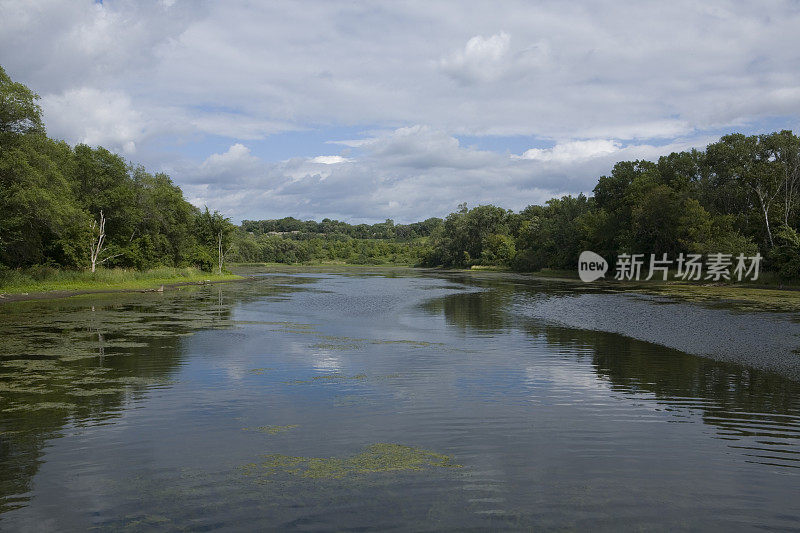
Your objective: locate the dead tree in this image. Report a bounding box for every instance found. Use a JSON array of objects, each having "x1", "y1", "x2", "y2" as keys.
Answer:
[
  {"x1": 218, "y1": 232, "x2": 234, "y2": 274},
  {"x1": 89, "y1": 210, "x2": 120, "y2": 272}
]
